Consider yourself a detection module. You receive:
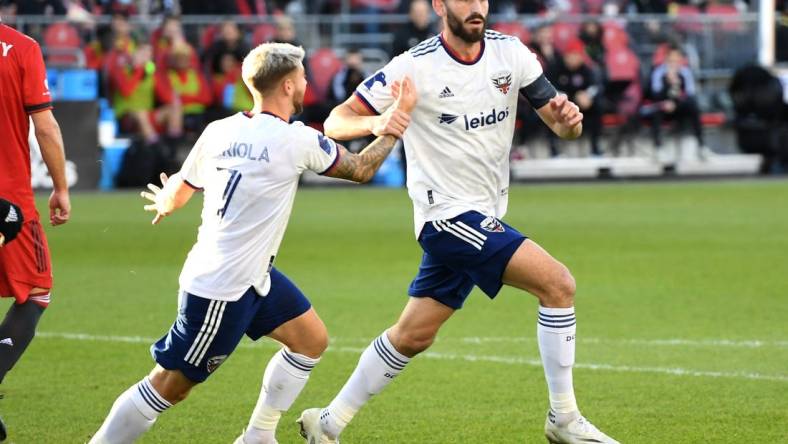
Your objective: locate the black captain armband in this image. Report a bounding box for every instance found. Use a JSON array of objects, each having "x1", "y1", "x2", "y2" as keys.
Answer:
[
  {"x1": 0, "y1": 198, "x2": 24, "y2": 245},
  {"x1": 520, "y1": 74, "x2": 557, "y2": 109}
]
